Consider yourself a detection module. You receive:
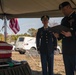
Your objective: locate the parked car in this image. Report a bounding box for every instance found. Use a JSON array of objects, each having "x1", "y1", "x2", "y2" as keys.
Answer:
[
  {"x1": 12, "y1": 44, "x2": 15, "y2": 50},
  {"x1": 15, "y1": 36, "x2": 36, "y2": 54},
  {"x1": 54, "y1": 45, "x2": 62, "y2": 54}
]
